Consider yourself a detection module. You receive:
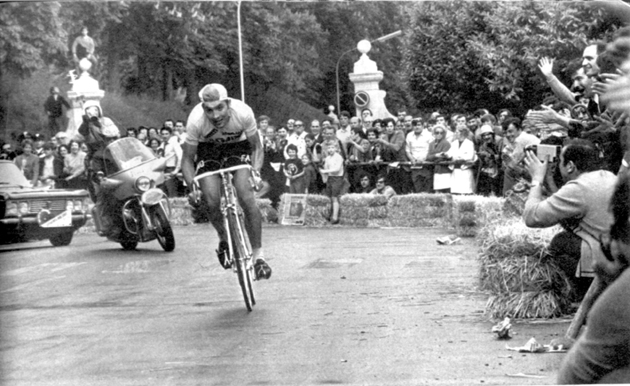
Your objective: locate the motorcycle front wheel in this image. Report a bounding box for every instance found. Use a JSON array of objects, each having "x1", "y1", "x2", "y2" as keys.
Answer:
[{"x1": 152, "y1": 205, "x2": 175, "y2": 252}]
